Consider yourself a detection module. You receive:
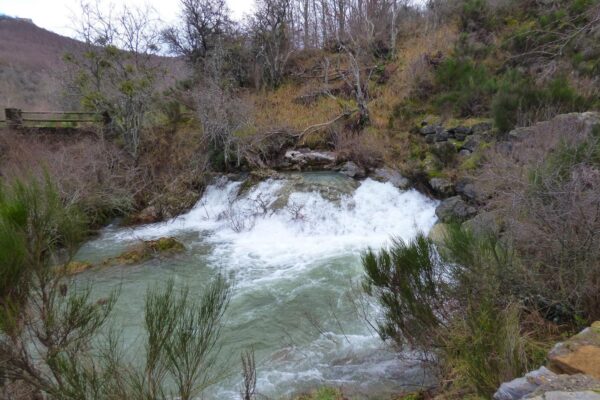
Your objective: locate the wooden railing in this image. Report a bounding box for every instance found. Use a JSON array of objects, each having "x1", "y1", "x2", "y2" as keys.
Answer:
[{"x1": 4, "y1": 108, "x2": 100, "y2": 129}]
